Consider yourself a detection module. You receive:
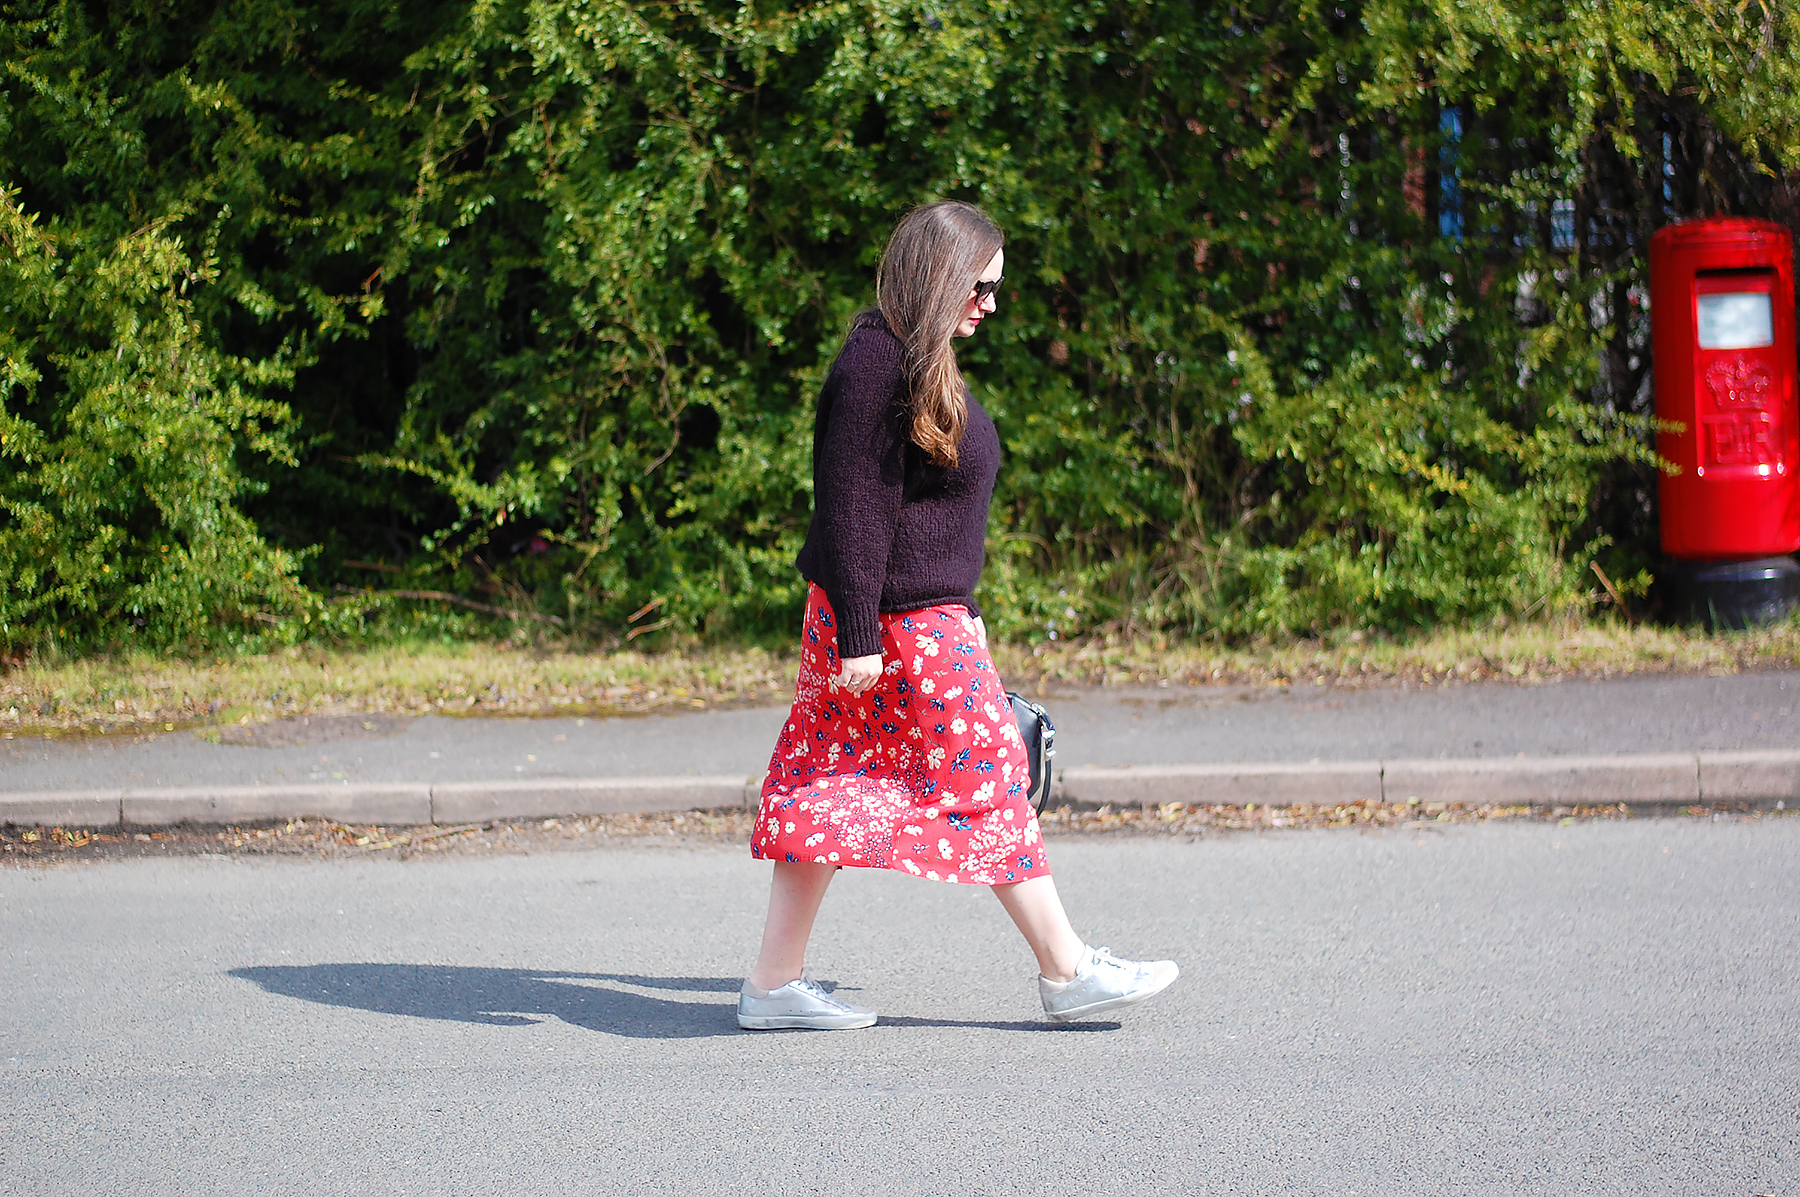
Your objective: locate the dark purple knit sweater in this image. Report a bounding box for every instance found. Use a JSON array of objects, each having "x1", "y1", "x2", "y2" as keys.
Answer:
[{"x1": 795, "y1": 312, "x2": 1001, "y2": 660}]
